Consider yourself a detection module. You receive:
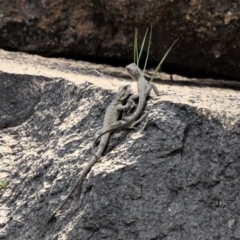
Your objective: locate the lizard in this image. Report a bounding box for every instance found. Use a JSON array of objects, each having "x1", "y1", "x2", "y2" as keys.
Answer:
[
  {"x1": 47, "y1": 84, "x2": 134, "y2": 222},
  {"x1": 92, "y1": 62, "x2": 160, "y2": 151}
]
